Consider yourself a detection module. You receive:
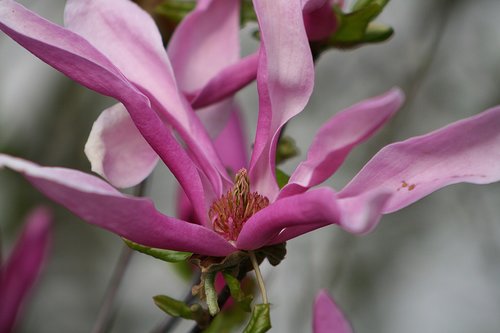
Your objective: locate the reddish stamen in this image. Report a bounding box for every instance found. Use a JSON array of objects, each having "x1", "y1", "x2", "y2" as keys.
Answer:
[{"x1": 209, "y1": 169, "x2": 269, "y2": 241}]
